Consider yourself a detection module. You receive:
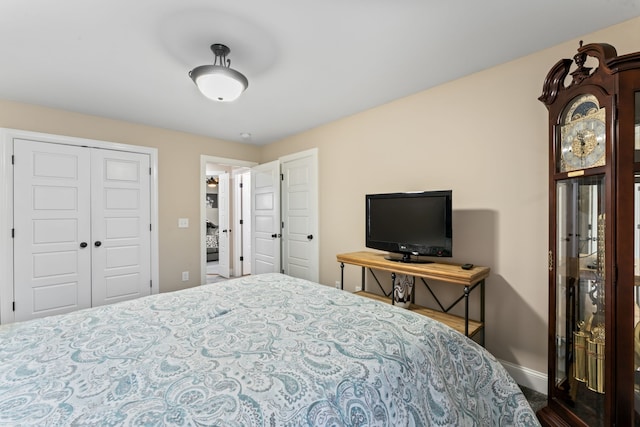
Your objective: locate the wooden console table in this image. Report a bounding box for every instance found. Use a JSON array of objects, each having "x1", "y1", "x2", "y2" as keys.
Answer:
[{"x1": 337, "y1": 251, "x2": 490, "y2": 345}]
